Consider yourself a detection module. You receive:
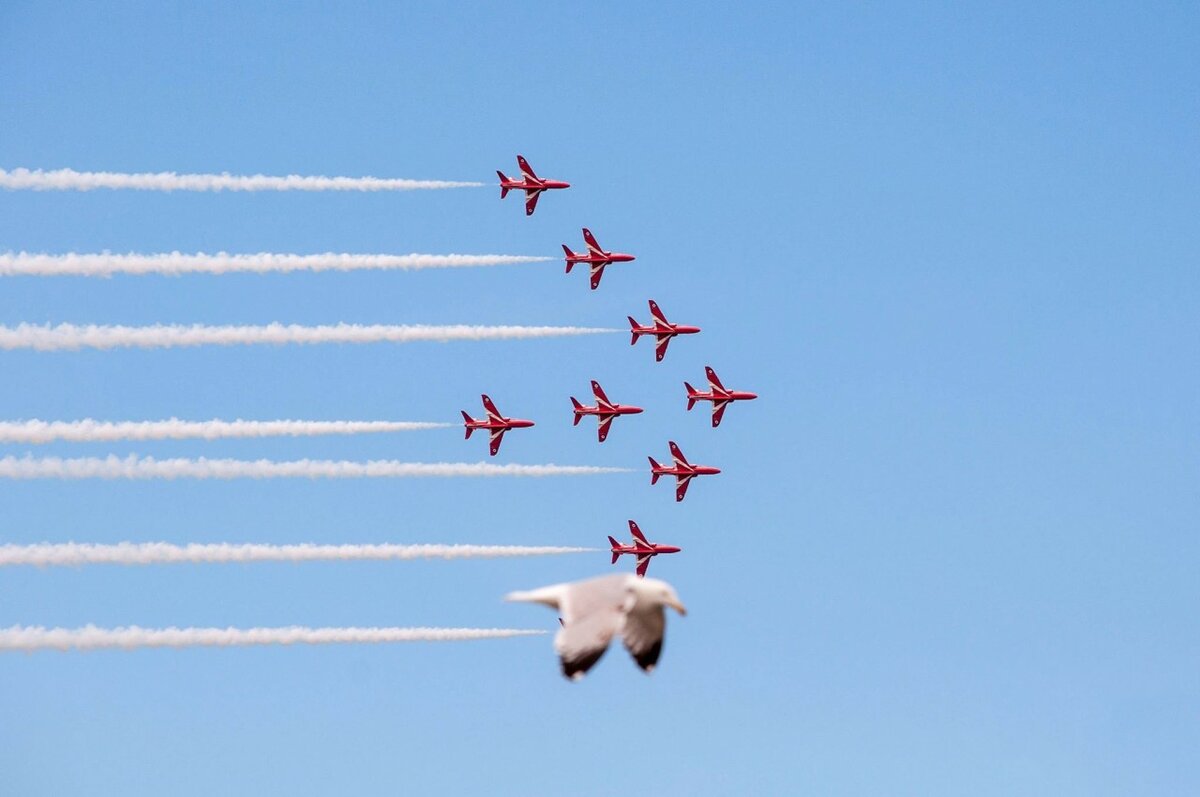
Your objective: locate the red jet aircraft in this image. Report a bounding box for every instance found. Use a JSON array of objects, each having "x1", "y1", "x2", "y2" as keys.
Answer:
[
  {"x1": 649, "y1": 441, "x2": 721, "y2": 502},
  {"x1": 686, "y1": 366, "x2": 759, "y2": 428},
  {"x1": 562, "y1": 228, "x2": 636, "y2": 290},
  {"x1": 461, "y1": 395, "x2": 535, "y2": 456},
  {"x1": 570, "y1": 380, "x2": 644, "y2": 443},
  {"x1": 628, "y1": 299, "x2": 701, "y2": 362},
  {"x1": 608, "y1": 520, "x2": 681, "y2": 578},
  {"x1": 496, "y1": 155, "x2": 570, "y2": 216}
]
